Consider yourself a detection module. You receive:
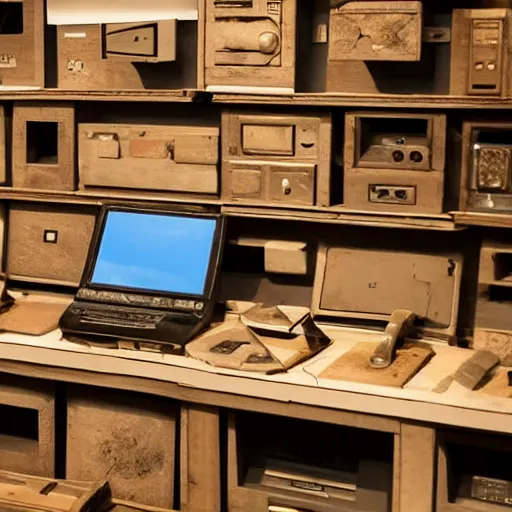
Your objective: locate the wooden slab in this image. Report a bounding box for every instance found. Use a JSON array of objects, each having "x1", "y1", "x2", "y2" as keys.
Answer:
[
  {"x1": 479, "y1": 367, "x2": 512, "y2": 399},
  {"x1": 0, "y1": 301, "x2": 70, "y2": 336},
  {"x1": 320, "y1": 341, "x2": 434, "y2": 388}
]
